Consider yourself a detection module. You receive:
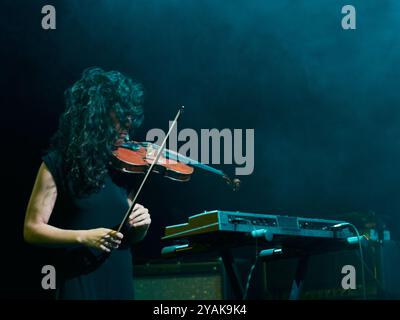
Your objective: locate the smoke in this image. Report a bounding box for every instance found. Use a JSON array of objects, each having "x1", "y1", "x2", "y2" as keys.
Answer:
[{"x1": 7, "y1": 0, "x2": 400, "y2": 232}]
